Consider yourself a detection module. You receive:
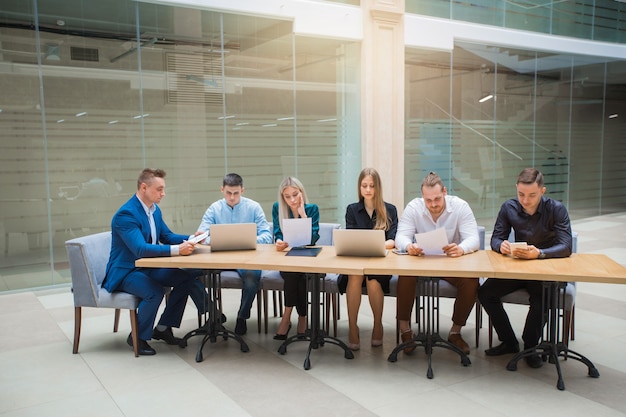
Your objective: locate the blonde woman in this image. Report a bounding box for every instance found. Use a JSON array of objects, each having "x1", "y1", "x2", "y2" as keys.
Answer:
[
  {"x1": 272, "y1": 177, "x2": 320, "y2": 340},
  {"x1": 344, "y1": 168, "x2": 397, "y2": 350}
]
